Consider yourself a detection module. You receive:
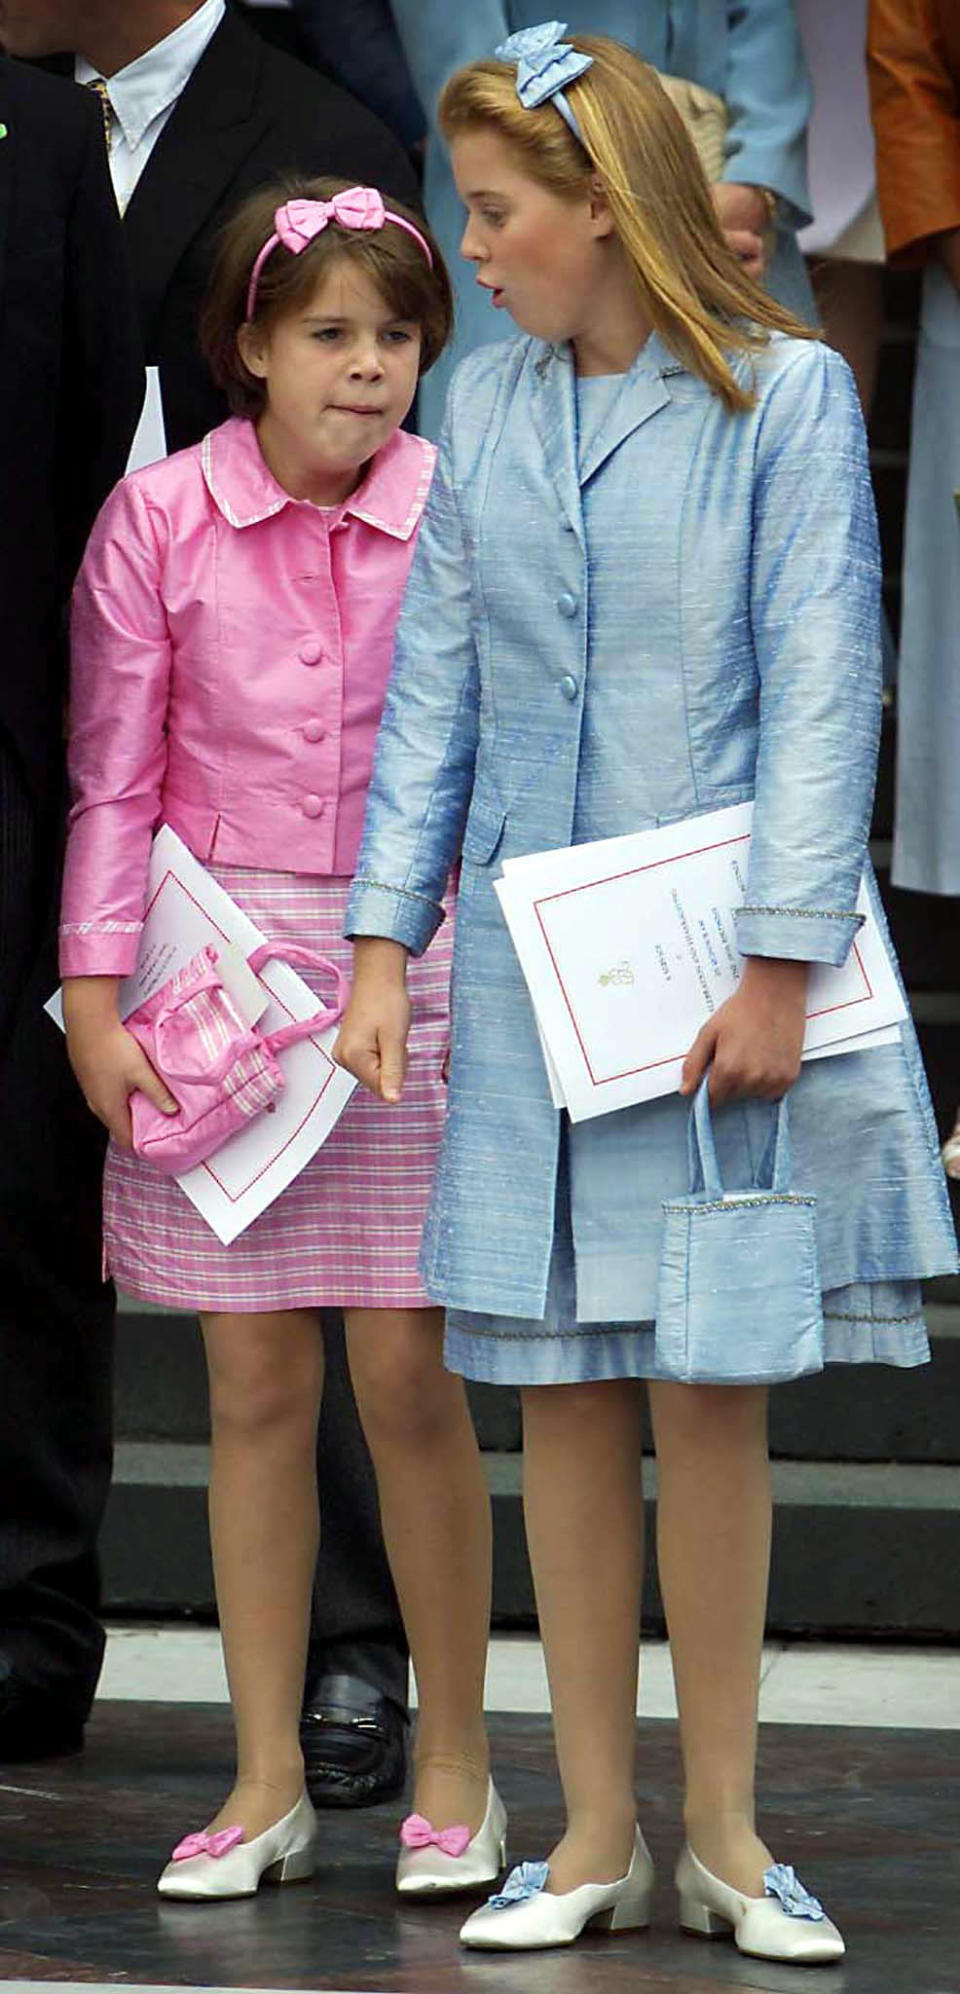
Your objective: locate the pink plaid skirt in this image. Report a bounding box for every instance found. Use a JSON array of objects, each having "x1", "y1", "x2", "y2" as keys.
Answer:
[{"x1": 103, "y1": 867, "x2": 453, "y2": 1313}]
